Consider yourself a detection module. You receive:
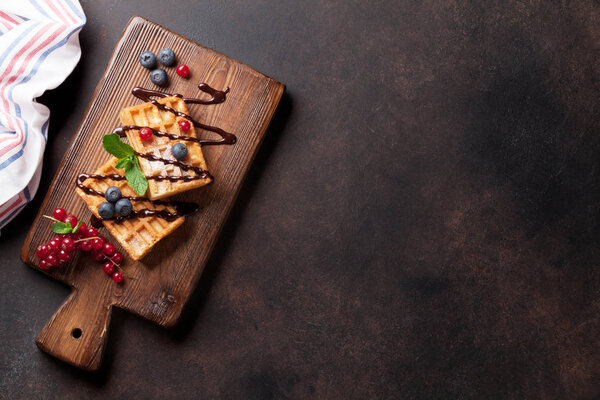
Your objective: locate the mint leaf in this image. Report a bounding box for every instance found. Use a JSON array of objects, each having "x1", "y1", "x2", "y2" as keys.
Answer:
[
  {"x1": 72, "y1": 221, "x2": 84, "y2": 233},
  {"x1": 103, "y1": 133, "x2": 135, "y2": 159},
  {"x1": 52, "y1": 221, "x2": 73, "y2": 234},
  {"x1": 124, "y1": 157, "x2": 148, "y2": 195},
  {"x1": 115, "y1": 156, "x2": 133, "y2": 170},
  {"x1": 102, "y1": 134, "x2": 147, "y2": 195}
]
